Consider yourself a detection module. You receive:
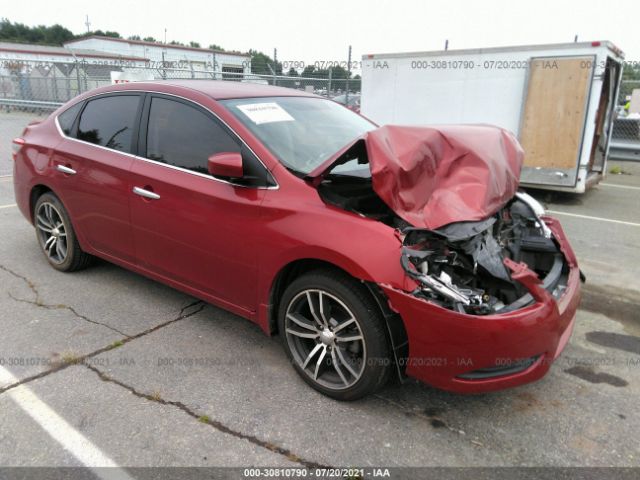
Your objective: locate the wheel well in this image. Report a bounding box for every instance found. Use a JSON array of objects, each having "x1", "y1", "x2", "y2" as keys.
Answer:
[
  {"x1": 29, "y1": 185, "x2": 52, "y2": 221},
  {"x1": 268, "y1": 259, "x2": 409, "y2": 378},
  {"x1": 268, "y1": 259, "x2": 345, "y2": 334}
]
